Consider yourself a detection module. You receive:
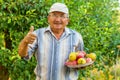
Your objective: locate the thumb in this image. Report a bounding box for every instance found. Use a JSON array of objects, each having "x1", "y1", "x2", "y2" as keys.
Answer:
[{"x1": 29, "y1": 26, "x2": 34, "y2": 33}]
